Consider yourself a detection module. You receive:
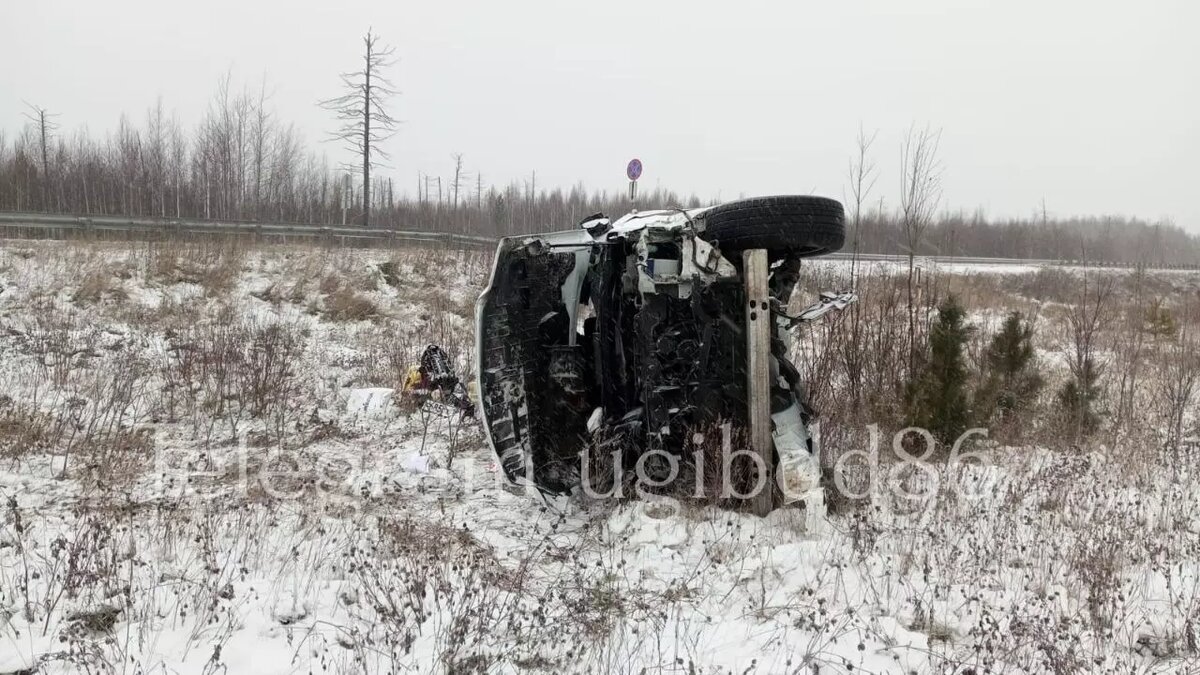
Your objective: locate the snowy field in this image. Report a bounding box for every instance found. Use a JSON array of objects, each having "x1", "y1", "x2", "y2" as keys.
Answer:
[{"x1": 0, "y1": 239, "x2": 1198, "y2": 674}]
